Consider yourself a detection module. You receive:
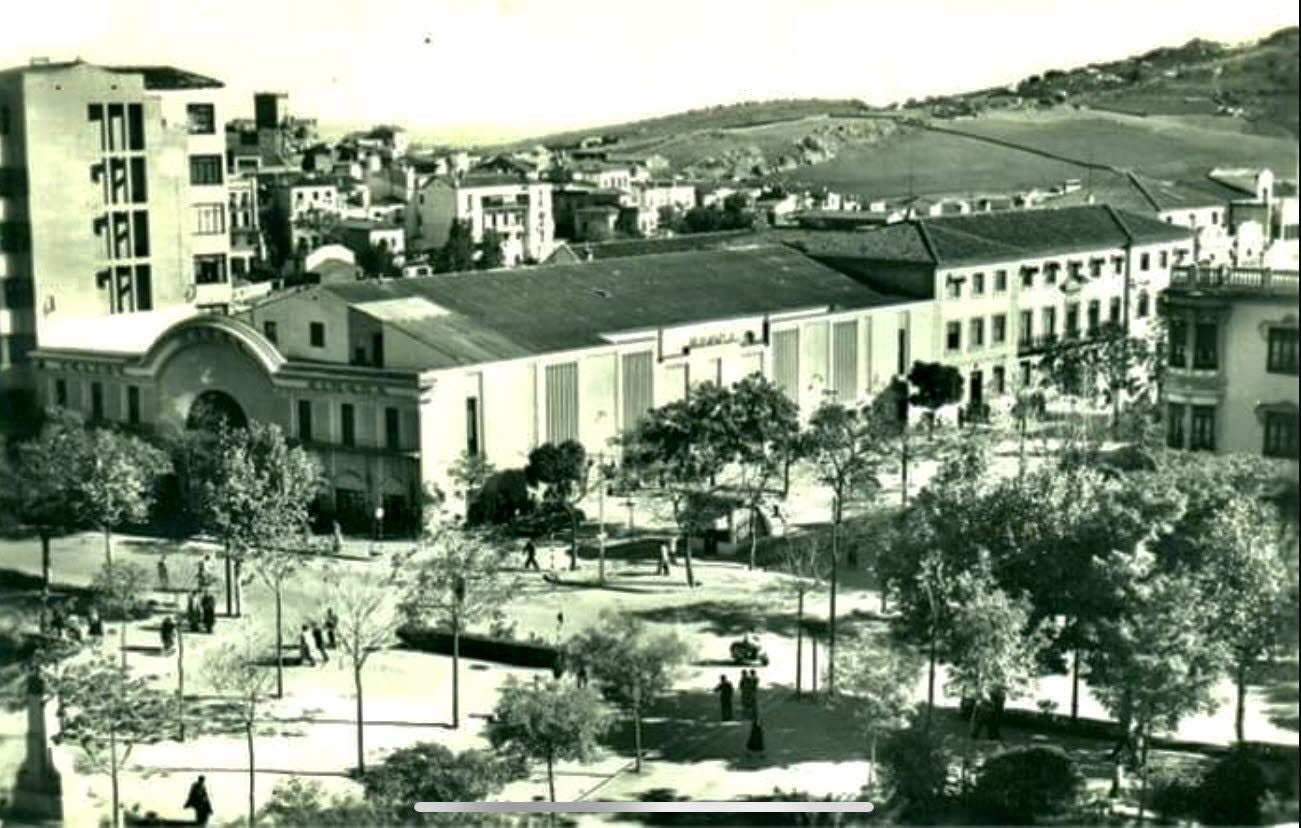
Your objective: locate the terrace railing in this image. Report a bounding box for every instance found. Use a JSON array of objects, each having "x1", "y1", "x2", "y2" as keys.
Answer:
[{"x1": 1169, "y1": 266, "x2": 1300, "y2": 296}]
